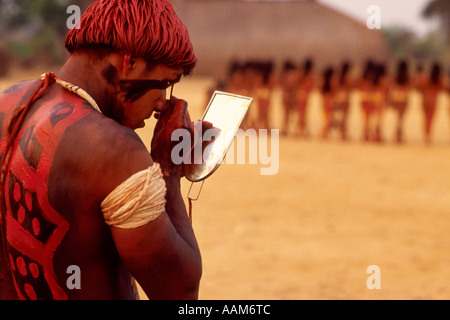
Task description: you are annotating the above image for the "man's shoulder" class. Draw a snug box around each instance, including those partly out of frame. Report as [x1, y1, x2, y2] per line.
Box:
[63, 111, 150, 162]
[53, 112, 153, 199]
[0, 80, 40, 111]
[0, 79, 37, 96]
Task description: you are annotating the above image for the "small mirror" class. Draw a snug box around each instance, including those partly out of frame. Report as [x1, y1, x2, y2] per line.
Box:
[184, 91, 253, 182]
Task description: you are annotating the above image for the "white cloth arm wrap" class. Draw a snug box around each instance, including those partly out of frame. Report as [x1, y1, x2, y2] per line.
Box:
[101, 163, 167, 229]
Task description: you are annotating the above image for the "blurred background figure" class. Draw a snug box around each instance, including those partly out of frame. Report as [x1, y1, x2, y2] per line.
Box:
[359, 60, 389, 143]
[225, 59, 248, 96]
[223, 60, 251, 129]
[295, 58, 315, 138]
[388, 60, 411, 144]
[413, 62, 429, 134]
[448, 68, 450, 142]
[320, 66, 336, 139]
[422, 61, 444, 144]
[204, 59, 243, 114]
[253, 60, 275, 130]
[359, 60, 378, 142]
[414, 62, 428, 94]
[279, 60, 299, 136]
[332, 61, 354, 141]
[239, 61, 259, 129]
[447, 68, 450, 94]
[372, 63, 388, 143]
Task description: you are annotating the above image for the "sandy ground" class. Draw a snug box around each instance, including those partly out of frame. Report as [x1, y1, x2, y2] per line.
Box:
[2, 71, 450, 300]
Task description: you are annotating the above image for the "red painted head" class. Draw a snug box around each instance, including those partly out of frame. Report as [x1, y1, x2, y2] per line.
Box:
[65, 0, 196, 75]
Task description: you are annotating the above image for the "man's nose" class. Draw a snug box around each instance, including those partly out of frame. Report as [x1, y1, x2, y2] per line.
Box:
[150, 90, 164, 111]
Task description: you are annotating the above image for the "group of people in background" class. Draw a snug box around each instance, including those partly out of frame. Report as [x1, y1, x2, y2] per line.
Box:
[356, 59, 447, 144]
[211, 57, 450, 145]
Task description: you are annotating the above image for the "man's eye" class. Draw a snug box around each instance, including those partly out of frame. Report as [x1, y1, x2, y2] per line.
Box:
[162, 81, 171, 89]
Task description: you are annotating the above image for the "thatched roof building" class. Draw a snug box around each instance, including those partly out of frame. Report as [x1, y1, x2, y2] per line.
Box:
[171, 0, 391, 77]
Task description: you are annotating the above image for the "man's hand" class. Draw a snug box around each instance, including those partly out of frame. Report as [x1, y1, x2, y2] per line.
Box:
[151, 96, 216, 179]
[151, 96, 193, 178]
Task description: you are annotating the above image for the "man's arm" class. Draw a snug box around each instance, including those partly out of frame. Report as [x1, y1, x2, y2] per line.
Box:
[109, 97, 201, 299]
[110, 176, 201, 299]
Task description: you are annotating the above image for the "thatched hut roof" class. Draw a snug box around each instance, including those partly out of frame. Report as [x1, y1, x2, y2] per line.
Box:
[171, 0, 391, 77]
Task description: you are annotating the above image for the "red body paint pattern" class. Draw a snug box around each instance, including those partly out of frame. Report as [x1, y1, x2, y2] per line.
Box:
[0, 82, 91, 299]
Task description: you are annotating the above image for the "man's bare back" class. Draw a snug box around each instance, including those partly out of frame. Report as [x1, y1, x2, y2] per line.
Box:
[0, 80, 151, 299]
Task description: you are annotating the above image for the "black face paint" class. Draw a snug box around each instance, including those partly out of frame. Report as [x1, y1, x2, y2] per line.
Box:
[118, 75, 181, 102]
[101, 64, 119, 85]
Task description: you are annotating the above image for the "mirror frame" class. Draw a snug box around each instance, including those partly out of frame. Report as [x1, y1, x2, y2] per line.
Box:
[184, 91, 253, 182]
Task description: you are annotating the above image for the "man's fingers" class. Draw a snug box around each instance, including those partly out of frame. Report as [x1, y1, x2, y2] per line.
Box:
[167, 98, 189, 129]
[201, 121, 214, 132]
[160, 100, 173, 123]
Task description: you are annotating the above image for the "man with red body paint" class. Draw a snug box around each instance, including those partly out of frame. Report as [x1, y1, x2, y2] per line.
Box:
[0, 0, 202, 299]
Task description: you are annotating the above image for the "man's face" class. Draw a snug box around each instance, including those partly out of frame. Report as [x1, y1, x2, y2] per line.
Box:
[114, 61, 183, 130]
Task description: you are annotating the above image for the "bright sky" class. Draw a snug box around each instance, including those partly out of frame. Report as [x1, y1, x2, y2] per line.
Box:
[318, 0, 439, 37]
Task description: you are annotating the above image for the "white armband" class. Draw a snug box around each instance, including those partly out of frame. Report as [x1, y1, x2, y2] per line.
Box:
[101, 163, 167, 229]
